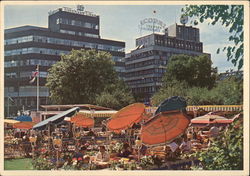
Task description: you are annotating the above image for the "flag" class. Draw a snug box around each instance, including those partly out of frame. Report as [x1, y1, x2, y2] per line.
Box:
[29, 66, 39, 83]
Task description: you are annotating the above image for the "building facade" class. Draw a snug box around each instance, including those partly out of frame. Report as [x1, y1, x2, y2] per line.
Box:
[124, 23, 208, 103]
[4, 7, 125, 116]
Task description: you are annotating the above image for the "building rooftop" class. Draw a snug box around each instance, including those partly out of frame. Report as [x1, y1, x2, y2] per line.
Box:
[5, 25, 48, 34]
[48, 7, 98, 17]
[40, 104, 113, 111]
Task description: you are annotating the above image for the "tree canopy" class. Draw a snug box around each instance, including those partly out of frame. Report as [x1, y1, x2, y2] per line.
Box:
[163, 54, 217, 89]
[46, 49, 134, 109]
[152, 54, 243, 106]
[182, 5, 244, 70]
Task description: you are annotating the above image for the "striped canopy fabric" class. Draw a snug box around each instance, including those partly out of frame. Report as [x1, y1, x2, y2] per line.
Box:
[141, 110, 190, 146]
[4, 119, 19, 124]
[191, 114, 233, 124]
[107, 103, 145, 133]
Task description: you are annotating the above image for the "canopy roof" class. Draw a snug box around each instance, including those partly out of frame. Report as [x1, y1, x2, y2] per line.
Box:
[79, 110, 117, 118]
[4, 119, 19, 124]
[33, 107, 80, 130]
[41, 104, 112, 111]
[191, 114, 233, 124]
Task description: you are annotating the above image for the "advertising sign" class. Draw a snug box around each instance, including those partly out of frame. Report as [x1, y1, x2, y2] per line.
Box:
[139, 18, 166, 33]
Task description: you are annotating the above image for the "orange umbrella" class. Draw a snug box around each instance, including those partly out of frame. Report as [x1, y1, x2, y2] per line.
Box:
[74, 118, 94, 128]
[13, 121, 36, 130]
[107, 103, 145, 133]
[141, 110, 190, 146]
[70, 113, 94, 128]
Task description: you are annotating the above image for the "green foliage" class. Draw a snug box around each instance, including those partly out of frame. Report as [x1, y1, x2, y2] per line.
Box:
[182, 5, 244, 70]
[152, 54, 242, 106]
[46, 49, 134, 108]
[191, 117, 243, 170]
[163, 54, 217, 89]
[32, 156, 55, 170]
[152, 80, 189, 106]
[95, 80, 135, 110]
[152, 77, 243, 106]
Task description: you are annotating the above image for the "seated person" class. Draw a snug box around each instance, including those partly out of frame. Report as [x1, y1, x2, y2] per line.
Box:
[73, 146, 87, 161]
[117, 143, 132, 158]
[87, 129, 96, 136]
[95, 145, 110, 162]
[179, 137, 192, 152]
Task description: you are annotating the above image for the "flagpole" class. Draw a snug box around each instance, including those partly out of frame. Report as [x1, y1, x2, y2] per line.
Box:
[37, 65, 39, 111]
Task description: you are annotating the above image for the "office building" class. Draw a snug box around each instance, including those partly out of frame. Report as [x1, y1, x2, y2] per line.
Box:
[124, 23, 209, 103]
[4, 6, 125, 116]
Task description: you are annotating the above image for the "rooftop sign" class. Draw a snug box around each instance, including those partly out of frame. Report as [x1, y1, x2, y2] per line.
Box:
[139, 18, 166, 33]
[49, 7, 98, 17]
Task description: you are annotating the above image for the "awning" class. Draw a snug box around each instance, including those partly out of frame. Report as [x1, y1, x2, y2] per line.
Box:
[4, 119, 19, 124]
[79, 110, 117, 118]
[33, 107, 80, 130]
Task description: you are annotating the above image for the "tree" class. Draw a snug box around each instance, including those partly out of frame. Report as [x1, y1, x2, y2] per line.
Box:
[152, 80, 189, 106]
[46, 49, 134, 108]
[211, 76, 243, 105]
[152, 54, 242, 106]
[95, 80, 135, 110]
[163, 54, 217, 89]
[191, 117, 243, 170]
[182, 5, 244, 70]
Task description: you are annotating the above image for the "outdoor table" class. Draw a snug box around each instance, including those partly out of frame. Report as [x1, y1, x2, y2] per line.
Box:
[93, 161, 110, 169]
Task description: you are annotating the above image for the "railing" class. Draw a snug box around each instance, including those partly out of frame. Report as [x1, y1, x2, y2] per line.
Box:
[145, 105, 243, 114]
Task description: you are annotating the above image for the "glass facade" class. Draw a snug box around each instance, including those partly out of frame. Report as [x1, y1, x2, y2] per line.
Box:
[57, 17, 99, 30]
[5, 35, 125, 52]
[5, 59, 57, 67]
[5, 47, 69, 56]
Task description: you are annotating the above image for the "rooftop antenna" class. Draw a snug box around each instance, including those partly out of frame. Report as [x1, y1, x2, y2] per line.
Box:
[77, 5, 84, 11]
[153, 10, 156, 34]
[175, 9, 177, 24]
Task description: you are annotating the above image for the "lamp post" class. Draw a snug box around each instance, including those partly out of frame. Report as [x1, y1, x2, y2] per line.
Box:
[11, 59, 20, 113]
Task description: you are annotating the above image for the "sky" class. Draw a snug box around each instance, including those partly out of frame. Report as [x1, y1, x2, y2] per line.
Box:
[4, 4, 237, 73]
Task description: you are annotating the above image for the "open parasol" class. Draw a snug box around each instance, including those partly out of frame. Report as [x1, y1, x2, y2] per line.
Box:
[191, 114, 234, 124]
[141, 110, 190, 146]
[70, 113, 94, 128]
[107, 103, 145, 133]
[13, 121, 36, 129]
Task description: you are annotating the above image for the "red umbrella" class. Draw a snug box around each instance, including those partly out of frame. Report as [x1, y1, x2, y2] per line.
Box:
[191, 114, 233, 124]
[70, 113, 94, 128]
[141, 110, 190, 146]
[13, 121, 36, 130]
[107, 103, 145, 133]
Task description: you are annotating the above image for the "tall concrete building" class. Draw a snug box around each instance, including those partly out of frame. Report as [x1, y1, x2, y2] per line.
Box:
[124, 23, 209, 103]
[4, 6, 125, 116]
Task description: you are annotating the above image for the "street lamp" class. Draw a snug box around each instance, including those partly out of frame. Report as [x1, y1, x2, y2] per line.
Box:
[11, 59, 20, 113]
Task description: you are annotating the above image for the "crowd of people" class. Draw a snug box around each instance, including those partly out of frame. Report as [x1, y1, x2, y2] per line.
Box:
[4, 113, 230, 170]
